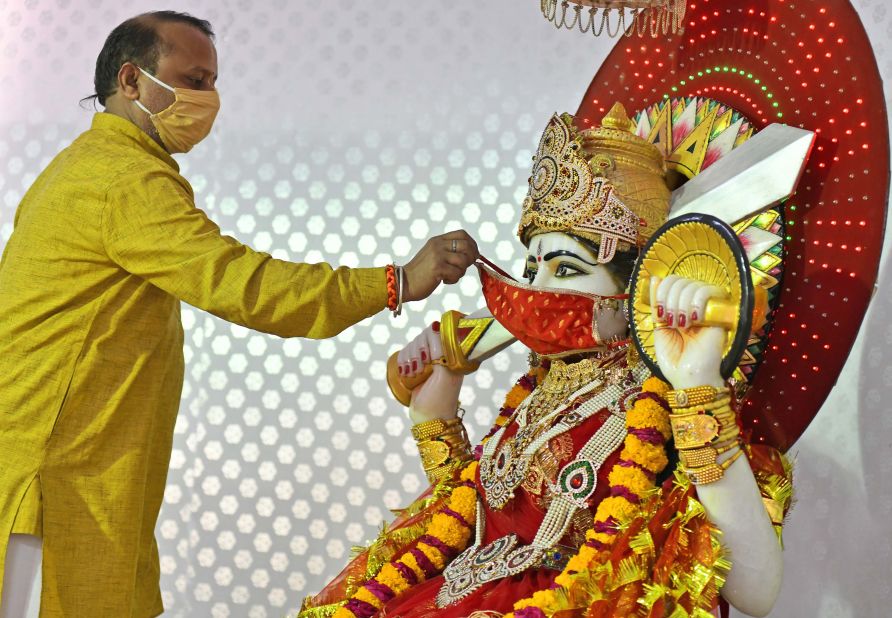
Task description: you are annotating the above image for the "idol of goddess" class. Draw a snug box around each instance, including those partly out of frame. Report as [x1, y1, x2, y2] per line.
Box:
[300, 104, 793, 618]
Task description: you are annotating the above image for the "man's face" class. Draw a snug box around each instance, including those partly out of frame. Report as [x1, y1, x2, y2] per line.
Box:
[128, 21, 218, 144]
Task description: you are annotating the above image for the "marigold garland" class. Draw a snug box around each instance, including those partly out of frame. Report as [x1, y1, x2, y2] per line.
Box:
[505, 373, 673, 617]
[333, 461, 479, 618]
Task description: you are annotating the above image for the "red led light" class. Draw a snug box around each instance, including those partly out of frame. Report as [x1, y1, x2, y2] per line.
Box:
[576, 0, 889, 451]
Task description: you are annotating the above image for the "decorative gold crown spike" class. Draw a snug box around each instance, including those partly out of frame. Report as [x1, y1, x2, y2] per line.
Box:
[600, 102, 636, 132]
[540, 0, 687, 38]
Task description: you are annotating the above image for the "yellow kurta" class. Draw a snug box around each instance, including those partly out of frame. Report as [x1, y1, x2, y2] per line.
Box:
[0, 112, 387, 617]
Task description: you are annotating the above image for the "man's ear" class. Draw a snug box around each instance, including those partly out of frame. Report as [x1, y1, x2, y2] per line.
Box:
[117, 62, 141, 101]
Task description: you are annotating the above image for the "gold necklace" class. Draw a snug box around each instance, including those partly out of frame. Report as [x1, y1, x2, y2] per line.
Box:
[480, 352, 623, 510]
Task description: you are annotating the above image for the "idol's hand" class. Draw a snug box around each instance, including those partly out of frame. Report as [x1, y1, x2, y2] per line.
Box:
[403, 230, 479, 302]
[398, 322, 464, 423]
[650, 276, 727, 390]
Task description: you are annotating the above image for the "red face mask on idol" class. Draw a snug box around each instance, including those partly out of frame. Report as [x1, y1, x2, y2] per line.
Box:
[477, 258, 629, 358]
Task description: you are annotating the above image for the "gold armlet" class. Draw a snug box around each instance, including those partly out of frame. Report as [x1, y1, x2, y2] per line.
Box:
[412, 417, 473, 485]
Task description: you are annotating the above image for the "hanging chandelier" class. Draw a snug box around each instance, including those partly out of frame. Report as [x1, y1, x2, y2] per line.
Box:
[540, 0, 687, 37]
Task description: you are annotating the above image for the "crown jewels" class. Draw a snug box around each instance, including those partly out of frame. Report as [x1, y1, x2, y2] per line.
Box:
[540, 0, 686, 38]
[519, 104, 670, 260]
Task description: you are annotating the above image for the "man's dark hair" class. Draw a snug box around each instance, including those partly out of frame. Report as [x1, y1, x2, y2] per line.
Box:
[82, 11, 214, 108]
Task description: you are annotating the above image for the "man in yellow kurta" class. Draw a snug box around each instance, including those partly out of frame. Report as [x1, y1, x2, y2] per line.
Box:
[0, 11, 478, 617]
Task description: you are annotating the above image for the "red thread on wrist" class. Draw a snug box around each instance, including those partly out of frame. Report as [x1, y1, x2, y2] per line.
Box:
[385, 265, 398, 311]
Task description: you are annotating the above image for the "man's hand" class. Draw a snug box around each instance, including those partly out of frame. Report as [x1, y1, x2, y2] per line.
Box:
[403, 230, 479, 302]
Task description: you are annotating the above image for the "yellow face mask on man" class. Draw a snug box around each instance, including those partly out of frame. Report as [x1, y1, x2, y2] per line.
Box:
[133, 67, 220, 154]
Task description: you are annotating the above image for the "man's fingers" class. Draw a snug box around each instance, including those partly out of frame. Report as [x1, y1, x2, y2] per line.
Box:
[441, 251, 475, 271]
[440, 230, 480, 259]
[439, 263, 464, 285]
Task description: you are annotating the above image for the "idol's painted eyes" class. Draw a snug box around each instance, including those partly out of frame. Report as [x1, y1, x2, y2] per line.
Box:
[554, 262, 586, 278]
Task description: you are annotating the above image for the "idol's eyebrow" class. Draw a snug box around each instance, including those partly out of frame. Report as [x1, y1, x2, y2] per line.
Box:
[543, 250, 597, 266]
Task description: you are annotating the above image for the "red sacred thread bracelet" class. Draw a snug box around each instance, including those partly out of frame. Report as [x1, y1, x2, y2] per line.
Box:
[385, 264, 399, 311]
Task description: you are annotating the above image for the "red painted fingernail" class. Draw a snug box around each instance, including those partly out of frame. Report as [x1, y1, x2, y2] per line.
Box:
[678, 313, 686, 328]
[398, 365, 403, 375]
[412, 360, 418, 371]
[421, 351, 427, 361]
[657, 305, 664, 319]
[432, 321, 440, 332]
[666, 312, 673, 326]
[691, 310, 699, 322]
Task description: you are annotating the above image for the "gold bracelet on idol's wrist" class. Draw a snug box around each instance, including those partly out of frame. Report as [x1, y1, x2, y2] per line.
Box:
[666, 384, 730, 409]
[411, 414, 473, 485]
[669, 406, 738, 451]
[670, 395, 733, 415]
[668, 387, 743, 485]
[683, 446, 745, 485]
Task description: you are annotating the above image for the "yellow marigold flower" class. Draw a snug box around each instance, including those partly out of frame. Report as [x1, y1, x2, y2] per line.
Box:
[400, 553, 426, 581]
[643, 376, 670, 397]
[354, 587, 384, 608]
[428, 513, 468, 548]
[607, 465, 653, 495]
[596, 496, 639, 523]
[627, 402, 671, 439]
[505, 383, 531, 409]
[621, 435, 669, 473]
[333, 608, 353, 618]
[450, 486, 478, 520]
[418, 541, 447, 570]
[459, 461, 479, 482]
[377, 563, 411, 594]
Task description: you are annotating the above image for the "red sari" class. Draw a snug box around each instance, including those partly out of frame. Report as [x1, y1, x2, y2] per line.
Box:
[381, 406, 624, 617]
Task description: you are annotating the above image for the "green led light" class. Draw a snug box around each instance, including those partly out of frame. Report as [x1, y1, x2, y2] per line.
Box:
[789, 205, 797, 211]
[785, 236, 792, 242]
[660, 65, 781, 118]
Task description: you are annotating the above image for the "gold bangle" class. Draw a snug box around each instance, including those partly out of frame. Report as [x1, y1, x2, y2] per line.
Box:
[411, 417, 465, 441]
[667, 385, 730, 409]
[670, 409, 738, 450]
[412, 417, 472, 483]
[684, 447, 745, 485]
[671, 395, 733, 415]
[678, 439, 739, 468]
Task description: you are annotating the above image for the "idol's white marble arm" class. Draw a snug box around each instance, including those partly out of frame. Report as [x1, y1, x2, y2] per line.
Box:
[654, 277, 783, 617]
[674, 372, 782, 617]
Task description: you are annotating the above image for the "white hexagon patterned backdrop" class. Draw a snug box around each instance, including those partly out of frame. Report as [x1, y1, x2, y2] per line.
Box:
[1, 1, 891, 617]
